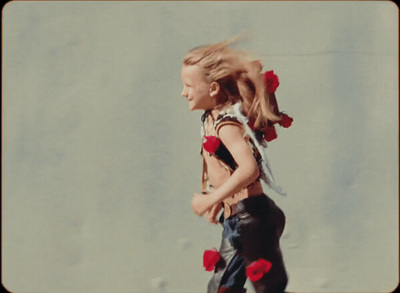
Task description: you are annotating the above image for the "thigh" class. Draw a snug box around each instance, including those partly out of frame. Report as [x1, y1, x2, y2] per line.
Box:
[208, 220, 247, 293]
[237, 197, 288, 293]
[237, 197, 283, 260]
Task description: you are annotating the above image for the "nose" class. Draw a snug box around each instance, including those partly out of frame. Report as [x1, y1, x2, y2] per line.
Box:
[181, 87, 188, 98]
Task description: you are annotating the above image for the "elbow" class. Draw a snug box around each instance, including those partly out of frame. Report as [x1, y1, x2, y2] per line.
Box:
[236, 162, 260, 185]
[247, 164, 260, 183]
[251, 167, 260, 182]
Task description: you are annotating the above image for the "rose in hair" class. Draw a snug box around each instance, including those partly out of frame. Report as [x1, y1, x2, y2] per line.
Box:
[279, 114, 293, 128]
[263, 126, 278, 142]
[263, 70, 280, 93]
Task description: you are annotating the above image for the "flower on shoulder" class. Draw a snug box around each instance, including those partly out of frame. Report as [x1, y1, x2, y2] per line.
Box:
[263, 70, 280, 93]
[203, 248, 220, 271]
[263, 126, 277, 142]
[203, 136, 221, 154]
[246, 259, 272, 282]
[279, 114, 293, 128]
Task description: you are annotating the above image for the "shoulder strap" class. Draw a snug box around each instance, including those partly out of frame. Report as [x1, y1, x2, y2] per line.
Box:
[214, 108, 245, 136]
[229, 103, 287, 196]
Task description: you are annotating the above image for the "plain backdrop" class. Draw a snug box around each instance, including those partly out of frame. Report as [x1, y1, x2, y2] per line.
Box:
[2, 1, 398, 293]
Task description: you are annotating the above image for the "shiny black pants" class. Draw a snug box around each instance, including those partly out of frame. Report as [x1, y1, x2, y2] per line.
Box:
[207, 195, 288, 293]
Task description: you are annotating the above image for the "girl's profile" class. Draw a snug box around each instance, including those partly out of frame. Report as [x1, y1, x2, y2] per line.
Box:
[181, 37, 293, 293]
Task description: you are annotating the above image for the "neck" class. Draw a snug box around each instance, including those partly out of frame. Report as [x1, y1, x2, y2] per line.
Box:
[209, 103, 233, 119]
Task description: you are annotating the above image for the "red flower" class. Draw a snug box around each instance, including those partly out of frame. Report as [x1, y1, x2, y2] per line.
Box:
[263, 70, 280, 93]
[263, 126, 277, 142]
[203, 136, 221, 154]
[279, 114, 293, 128]
[248, 121, 255, 130]
[203, 248, 220, 271]
[246, 259, 272, 282]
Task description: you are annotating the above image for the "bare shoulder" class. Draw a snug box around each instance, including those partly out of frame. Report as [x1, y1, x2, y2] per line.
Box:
[217, 120, 257, 167]
[217, 123, 247, 148]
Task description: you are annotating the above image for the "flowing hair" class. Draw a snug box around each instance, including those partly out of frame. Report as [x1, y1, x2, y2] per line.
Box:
[183, 37, 283, 131]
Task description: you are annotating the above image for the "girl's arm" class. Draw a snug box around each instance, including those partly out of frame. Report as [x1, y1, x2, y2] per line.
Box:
[192, 124, 260, 216]
[205, 203, 222, 224]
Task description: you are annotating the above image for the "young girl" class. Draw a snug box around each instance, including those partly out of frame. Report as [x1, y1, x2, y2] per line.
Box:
[181, 38, 291, 293]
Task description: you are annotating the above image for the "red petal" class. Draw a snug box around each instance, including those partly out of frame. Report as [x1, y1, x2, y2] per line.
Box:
[248, 121, 255, 130]
[248, 271, 264, 282]
[203, 136, 221, 154]
[246, 259, 272, 282]
[258, 259, 272, 273]
[263, 70, 280, 93]
[263, 126, 277, 142]
[279, 114, 293, 128]
[203, 248, 220, 271]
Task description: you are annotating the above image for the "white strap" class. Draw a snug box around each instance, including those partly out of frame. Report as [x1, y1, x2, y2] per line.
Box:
[231, 103, 286, 196]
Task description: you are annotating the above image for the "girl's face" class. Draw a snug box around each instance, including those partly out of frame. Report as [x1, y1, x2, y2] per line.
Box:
[181, 65, 217, 111]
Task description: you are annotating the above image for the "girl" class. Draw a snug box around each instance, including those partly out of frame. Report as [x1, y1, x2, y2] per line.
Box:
[181, 38, 291, 293]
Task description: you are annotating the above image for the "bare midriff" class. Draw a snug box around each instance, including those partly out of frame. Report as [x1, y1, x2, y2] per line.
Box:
[203, 151, 264, 206]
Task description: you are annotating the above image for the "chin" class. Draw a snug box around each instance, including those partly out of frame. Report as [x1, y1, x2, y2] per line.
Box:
[188, 103, 199, 111]
[188, 102, 207, 111]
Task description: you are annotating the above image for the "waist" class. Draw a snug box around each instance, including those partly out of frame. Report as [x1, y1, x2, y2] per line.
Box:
[222, 181, 263, 218]
[223, 181, 263, 205]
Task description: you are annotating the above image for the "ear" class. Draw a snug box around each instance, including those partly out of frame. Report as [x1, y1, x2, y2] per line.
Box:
[209, 81, 220, 98]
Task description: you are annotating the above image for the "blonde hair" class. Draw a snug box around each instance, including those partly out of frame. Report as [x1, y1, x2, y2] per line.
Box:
[183, 37, 282, 131]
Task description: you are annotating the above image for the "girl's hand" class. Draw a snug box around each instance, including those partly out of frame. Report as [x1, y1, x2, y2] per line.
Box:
[192, 193, 214, 216]
[205, 204, 222, 224]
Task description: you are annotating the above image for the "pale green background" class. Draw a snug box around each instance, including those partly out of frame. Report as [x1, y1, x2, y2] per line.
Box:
[2, 1, 398, 293]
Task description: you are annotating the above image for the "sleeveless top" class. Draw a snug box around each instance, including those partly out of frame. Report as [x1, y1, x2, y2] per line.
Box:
[201, 103, 286, 196]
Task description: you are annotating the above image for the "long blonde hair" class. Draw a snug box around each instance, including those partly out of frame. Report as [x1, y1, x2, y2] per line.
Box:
[183, 37, 282, 131]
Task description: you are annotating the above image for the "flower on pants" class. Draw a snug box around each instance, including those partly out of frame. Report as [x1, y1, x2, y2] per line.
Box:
[246, 259, 272, 282]
[203, 248, 220, 271]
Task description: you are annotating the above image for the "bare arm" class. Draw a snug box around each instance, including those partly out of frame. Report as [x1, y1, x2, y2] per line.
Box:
[204, 203, 222, 224]
[192, 124, 260, 216]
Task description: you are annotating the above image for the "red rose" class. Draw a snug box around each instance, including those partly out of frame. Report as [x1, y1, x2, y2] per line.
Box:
[263, 70, 280, 93]
[246, 259, 272, 282]
[248, 121, 255, 130]
[203, 136, 221, 154]
[263, 126, 277, 142]
[279, 114, 293, 128]
[203, 248, 220, 271]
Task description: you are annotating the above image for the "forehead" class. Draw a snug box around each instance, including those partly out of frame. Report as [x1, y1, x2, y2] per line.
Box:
[181, 64, 207, 83]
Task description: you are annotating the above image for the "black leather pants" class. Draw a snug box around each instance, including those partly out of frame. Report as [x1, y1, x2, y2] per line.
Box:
[207, 195, 288, 293]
